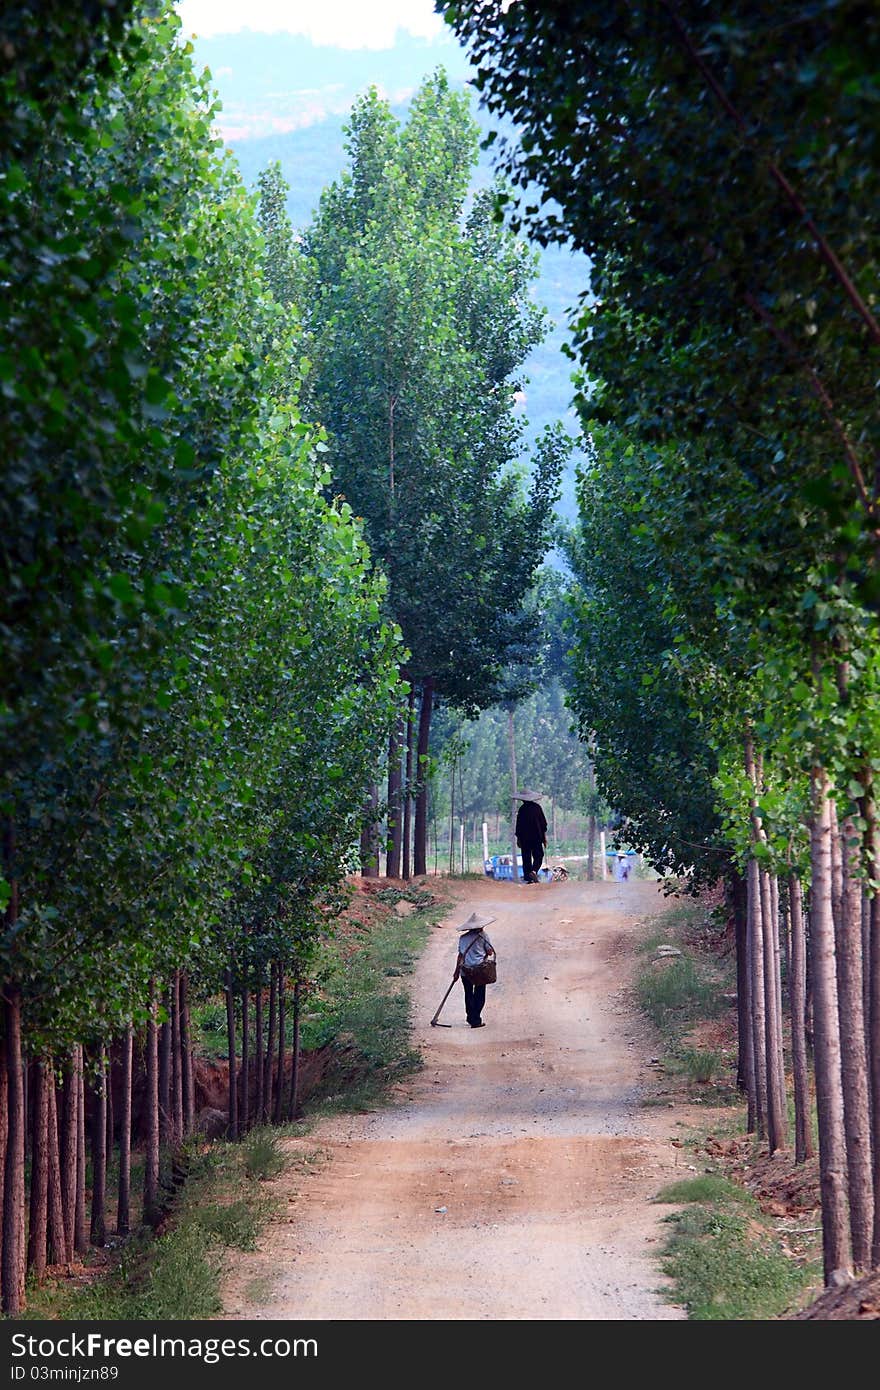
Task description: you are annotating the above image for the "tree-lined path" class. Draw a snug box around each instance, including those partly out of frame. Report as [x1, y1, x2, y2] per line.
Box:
[221, 879, 685, 1321]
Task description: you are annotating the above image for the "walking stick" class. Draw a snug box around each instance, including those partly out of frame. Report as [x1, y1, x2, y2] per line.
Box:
[430, 976, 457, 1027]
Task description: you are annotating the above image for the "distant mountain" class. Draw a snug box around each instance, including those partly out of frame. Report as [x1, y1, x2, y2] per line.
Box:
[190, 30, 590, 520]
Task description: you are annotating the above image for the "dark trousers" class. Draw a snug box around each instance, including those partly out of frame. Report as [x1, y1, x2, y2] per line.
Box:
[462, 978, 486, 1025]
[521, 840, 544, 881]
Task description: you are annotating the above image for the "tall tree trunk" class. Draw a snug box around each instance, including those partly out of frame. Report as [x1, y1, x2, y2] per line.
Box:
[60, 1052, 77, 1256]
[117, 1026, 133, 1238]
[2, 988, 26, 1315]
[74, 1048, 87, 1253]
[747, 857, 768, 1140]
[865, 778, 880, 1267]
[414, 677, 435, 876]
[360, 783, 380, 877]
[760, 869, 788, 1154]
[810, 768, 852, 1283]
[26, 1059, 48, 1280]
[0, 1034, 6, 1264]
[789, 875, 813, 1163]
[402, 685, 416, 881]
[263, 966, 277, 1124]
[180, 974, 194, 1136]
[89, 1047, 107, 1246]
[46, 1065, 67, 1266]
[254, 984, 264, 1126]
[171, 971, 183, 1147]
[448, 757, 456, 875]
[225, 965, 238, 1141]
[240, 984, 250, 1134]
[287, 979, 302, 1121]
[274, 972, 286, 1125]
[385, 716, 403, 878]
[143, 982, 161, 1227]
[507, 707, 519, 882]
[837, 811, 873, 1268]
[158, 988, 171, 1147]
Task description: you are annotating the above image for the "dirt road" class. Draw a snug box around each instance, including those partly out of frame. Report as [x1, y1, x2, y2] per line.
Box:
[222, 877, 687, 1320]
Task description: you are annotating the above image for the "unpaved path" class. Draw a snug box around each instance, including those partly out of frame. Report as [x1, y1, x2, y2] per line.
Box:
[222, 877, 688, 1320]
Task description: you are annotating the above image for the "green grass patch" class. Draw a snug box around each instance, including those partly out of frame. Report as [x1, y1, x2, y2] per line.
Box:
[655, 1174, 754, 1206]
[656, 1195, 814, 1320]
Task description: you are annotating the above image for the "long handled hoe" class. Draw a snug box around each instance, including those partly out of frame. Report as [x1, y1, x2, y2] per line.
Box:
[430, 976, 457, 1027]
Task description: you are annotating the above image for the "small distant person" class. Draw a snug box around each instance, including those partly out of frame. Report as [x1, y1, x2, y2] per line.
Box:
[453, 911, 497, 1028]
[515, 791, 547, 884]
[615, 851, 632, 882]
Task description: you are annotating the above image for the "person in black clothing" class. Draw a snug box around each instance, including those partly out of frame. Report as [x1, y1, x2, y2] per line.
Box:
[515, 791, 547, 884]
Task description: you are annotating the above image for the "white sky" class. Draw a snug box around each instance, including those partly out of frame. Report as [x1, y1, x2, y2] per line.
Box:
[176, 0, 447, 48]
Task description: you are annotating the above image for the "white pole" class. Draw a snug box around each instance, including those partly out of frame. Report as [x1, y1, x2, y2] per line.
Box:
[482, 821, 489, 866]
[599, 829, 607, 879]
[459, 821, 465, 872]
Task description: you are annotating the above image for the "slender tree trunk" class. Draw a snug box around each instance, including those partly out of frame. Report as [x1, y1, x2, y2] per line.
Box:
[789, 875, 813, 1163]
[74, 1049, 87, 1253]
[274, 972, 286, 1125]
[117, 1026, 133, 1238]
[508, 707, 519, 882]
[158, 988, 171, 1147]
[254, 984, 264, 1126]
[263, 966, 277, 1124]
[89, 1048, 107, 1246]
[60, 1051, 77, 1256]
[0, 1034, 6, 1265]
[760, 869, 788, 1154]
[837, 812, 873, 1268]
[414, 677, 435, 876]
[171, 971, 183, 1147]
[240, 984, 250, 1134]
[402, 685, 416, 881]
[386, 715, 403, 878]
[449, 758, 456, 875]
[810, 768, 852, 1283]
[225, 965, 238, 1141]
[865, 778, 880, 1267]
[2, 988, 26, 1314]
[46, 1065, 67, 1266]
[287, 979, 302, 1121]
[143, 982, 161, 1227]
[361, 783, 380, 877]
[105, 1045, 114, 1178]
[26, 1059, 48, 1280]
[747, 857, 768, 1140]
[180, 974, 194, 1136]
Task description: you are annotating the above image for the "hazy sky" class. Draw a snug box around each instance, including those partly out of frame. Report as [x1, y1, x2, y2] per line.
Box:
[176, 0, 448, 48]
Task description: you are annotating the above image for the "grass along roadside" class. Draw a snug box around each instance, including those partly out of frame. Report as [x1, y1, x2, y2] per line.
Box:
[636, 895, 821, 1319]
[20, 882, 449, 1320]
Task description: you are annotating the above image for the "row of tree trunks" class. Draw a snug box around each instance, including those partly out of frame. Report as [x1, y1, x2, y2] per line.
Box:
[2, 973, 202, 1309]
[223, 965, 305, 1133]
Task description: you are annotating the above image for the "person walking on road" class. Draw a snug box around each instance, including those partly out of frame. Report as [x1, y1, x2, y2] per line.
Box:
[453, 911, 497, 1028]
[515, 791, 547, 884]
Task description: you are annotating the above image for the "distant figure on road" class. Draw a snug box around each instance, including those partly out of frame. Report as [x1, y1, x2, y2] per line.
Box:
[515, 791, 547, 884]
[453, 911, 497, 1028]
[614, 851, 632, 882]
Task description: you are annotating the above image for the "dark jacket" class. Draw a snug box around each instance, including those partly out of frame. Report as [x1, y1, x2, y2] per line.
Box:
[515, 800, 547, 845]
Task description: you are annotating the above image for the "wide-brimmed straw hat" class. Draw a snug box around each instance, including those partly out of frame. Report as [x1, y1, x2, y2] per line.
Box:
[514, 789, 543, 801]
[457, 911, 496, 933]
